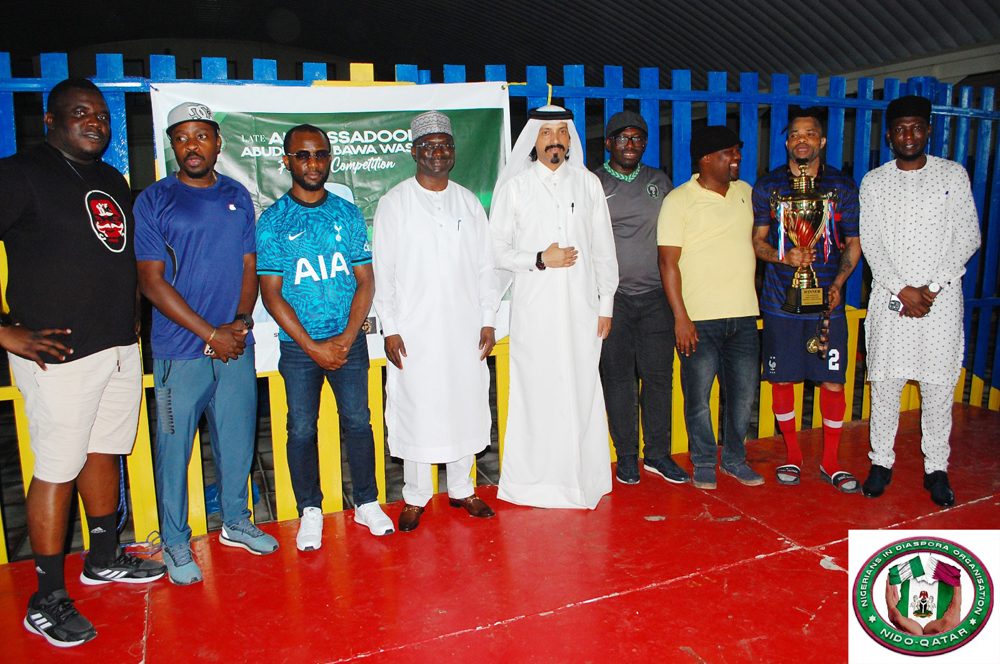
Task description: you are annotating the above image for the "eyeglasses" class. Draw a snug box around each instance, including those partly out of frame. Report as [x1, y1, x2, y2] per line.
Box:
[286, 150, 332, 162]
[414, 142, 455, 152]
[612, 135, 648, 147]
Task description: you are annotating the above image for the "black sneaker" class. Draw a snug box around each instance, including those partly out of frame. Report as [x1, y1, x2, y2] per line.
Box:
[615, 454, 640, 484]
[24, 589, 96, 648]
[80, 549, 167, 585]
[644, 456, 692, 484]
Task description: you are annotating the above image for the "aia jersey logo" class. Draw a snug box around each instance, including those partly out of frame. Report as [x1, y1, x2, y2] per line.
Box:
[85, 190, 127, 253]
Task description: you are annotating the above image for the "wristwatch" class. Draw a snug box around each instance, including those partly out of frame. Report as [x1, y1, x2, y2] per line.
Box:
[928, 282, 942, 294]
[235, 313, 254, 330]
[535, 251, 547, 271]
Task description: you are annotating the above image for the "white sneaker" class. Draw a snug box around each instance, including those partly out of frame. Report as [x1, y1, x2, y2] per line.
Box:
[296, 507, 324, 551]
[354, 501, 394, 536]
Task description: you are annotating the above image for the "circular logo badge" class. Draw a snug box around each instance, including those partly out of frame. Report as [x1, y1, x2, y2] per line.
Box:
[646, 183, 660, 199]
[852, 536, 993, 656]
[85, 190, 128, 253]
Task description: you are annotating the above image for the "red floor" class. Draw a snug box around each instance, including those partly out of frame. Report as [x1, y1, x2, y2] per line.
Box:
[3, 405, 999, 663]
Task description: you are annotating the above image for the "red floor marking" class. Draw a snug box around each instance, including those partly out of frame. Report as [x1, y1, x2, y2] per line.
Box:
[2, 406, 997, 663]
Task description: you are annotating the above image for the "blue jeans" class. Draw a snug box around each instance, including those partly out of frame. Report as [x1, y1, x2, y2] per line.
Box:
[678, 317, 759, 469]
[600, 288, 675, 459]
[278, 334, 377, 514]
[153, 345, 257, 548]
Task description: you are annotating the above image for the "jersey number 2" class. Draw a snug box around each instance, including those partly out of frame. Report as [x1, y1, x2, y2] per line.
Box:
[828, 348, 840, 371]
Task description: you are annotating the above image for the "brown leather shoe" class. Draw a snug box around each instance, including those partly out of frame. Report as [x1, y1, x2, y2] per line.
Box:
[398, 504, 424, 532]
[448, 495, 496, 519]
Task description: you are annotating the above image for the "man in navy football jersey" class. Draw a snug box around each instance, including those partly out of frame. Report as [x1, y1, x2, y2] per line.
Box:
[751, 106, 862, 494]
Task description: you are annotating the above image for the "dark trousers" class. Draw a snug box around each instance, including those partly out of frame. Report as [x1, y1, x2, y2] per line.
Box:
[600, 288, 675, 460]
[278, 334, 378, 513]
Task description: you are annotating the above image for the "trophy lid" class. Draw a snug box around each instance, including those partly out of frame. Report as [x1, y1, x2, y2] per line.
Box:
[791, 158, 816, 195]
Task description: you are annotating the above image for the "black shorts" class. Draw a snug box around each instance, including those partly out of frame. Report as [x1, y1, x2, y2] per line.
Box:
[761, 312, 848, 384]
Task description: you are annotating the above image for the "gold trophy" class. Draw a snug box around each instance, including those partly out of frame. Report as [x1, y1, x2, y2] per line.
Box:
[769, 159, 836, 314]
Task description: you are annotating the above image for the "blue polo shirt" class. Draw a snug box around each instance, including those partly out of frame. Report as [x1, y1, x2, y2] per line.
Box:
[751, 164, 859, 318]
[134, 173, 256, 360]
[256, 191, 371, 342]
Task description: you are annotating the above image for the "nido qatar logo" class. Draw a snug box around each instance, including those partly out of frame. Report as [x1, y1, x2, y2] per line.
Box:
[852, 536, 993, 656]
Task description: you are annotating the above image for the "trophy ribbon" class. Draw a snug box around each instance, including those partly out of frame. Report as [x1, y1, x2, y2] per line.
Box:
[806, 309, 831, 360]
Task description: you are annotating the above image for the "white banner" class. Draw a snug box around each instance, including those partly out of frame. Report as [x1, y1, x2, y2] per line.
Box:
[148, 81, 511, 372]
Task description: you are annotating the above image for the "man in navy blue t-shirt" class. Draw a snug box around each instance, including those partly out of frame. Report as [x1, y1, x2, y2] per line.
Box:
[258, 124, 393, 550]
[751, 106, 862, 495]
[135, 102, 278, 585]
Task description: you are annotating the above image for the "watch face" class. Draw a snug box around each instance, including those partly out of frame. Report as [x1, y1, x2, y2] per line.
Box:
[237, 314, 254, 329]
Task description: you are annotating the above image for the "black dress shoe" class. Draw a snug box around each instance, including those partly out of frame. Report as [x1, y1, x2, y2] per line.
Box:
[924, 471, 956, 508]
[398, 504, 424, 532]
[862, 464, 893, 498]
[448, 495, 496, 518]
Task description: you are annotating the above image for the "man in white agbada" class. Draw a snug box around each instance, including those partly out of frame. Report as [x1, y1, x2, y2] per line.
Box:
[859, 95, 980, 508]
[373, 111, 500, 532]
[490, 105, 619, 509]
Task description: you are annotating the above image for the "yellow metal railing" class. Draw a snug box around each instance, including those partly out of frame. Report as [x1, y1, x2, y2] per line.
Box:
[2, 305, 934, 566]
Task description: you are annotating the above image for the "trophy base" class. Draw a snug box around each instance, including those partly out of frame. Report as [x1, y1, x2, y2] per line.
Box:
[782, 286, 826, 314]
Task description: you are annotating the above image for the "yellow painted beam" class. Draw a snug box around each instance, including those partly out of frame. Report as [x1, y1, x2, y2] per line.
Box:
[368, 361, 387, 503]
[266, 373, 297, 523]
[793, 382, 805, 430]
[0, 489, 6, 564]
[318, 384, 343, 513]
[862, 381, 871, 420]
[970, 375, 985, 409]
[989, 386, 1000, 410]
[186, 431, 207, 538]
[758, 380, 775, 438]
[127, 388, 160, 543]
[349, 63, 375, 82]
[671, 350, 687, 453]
[494, 340, 510, 471]
[78, 497, 90, 551]
[844, 309, 864, 421]
[637, 395, 646, 458]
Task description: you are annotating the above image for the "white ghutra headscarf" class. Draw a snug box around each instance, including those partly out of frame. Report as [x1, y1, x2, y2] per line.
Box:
[491, 104, 586, 202]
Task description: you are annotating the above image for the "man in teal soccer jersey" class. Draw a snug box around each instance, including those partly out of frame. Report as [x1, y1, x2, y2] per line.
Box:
[257, 124, 393, 550]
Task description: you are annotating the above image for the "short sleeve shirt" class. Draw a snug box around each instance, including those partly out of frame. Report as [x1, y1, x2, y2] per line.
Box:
[257, 191, 371, 341]
[593, 163, 673, 295]
[134, 173, 257, 359]
[657, 175, 759, 321]
[751, 164, 859, 318]
[0, 142, 137, 363]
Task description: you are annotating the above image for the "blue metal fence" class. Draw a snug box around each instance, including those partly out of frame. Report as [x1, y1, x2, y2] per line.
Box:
[1, 52, 999, 403]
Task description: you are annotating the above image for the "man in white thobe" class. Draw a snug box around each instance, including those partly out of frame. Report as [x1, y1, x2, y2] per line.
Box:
[373, 111, 500, 531]
[860, 95, 980, 508]
[490, 105, 619, 509]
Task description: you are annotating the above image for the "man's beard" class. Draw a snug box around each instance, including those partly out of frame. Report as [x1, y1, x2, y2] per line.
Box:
[895, 150, 925, 162]
[293, 170, 329, 191]
[546, 144, 567, 164]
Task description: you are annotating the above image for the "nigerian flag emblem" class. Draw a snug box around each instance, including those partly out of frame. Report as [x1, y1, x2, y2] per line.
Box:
[892, 553, 956, 621]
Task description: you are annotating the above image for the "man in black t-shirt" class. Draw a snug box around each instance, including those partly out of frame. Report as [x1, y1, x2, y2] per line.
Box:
[0, 78, 165, 649]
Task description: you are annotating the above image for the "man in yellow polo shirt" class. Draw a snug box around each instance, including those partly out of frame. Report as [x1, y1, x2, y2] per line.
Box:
[657, 126, 763, 490]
